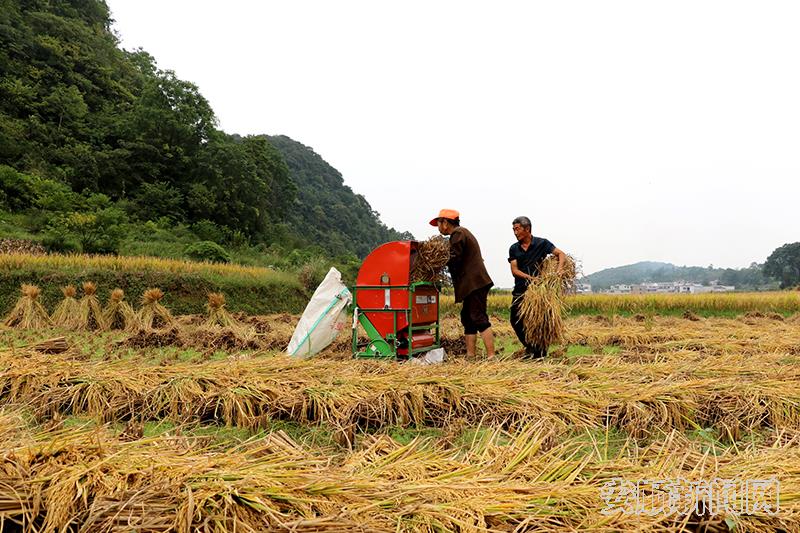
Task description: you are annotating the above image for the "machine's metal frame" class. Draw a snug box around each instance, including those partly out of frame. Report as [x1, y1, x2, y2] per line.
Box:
[351, 281, 441, 358]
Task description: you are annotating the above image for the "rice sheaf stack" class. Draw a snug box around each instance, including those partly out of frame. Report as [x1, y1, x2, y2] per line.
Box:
[138, 288, 174, 330]
[204, 292, 238, 329]
[103, 288, 139, 331]
[51, 285, 81, 329]
[3, 284, 51, 329]
[77, 281, 107, 330]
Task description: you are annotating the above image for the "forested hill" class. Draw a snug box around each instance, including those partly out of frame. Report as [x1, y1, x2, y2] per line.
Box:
[0, 0, 409, 264]
[267, 136, 412, 258]
[584, 261, 774, 290]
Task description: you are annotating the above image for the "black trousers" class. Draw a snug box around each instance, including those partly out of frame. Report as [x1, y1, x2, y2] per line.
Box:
[460, 284, 492, 335]
[510, 294, 547, 359]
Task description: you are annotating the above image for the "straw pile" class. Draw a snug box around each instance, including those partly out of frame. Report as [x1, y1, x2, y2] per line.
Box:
[125, 326, 182, 349]
[137, 288, 173, 330]
[3, 284, 51, 329]
[77, 281, 106, 330]
[682, 309, 701, 321]
[9, 345, 800, 442]
[50, 285, 81, 329]
[518, 255, 577, 349]
[102, 288, 138, 331]
[0, 423, 800, 533]
[410, 235, 450, 283]
[0, 410, 797, 532]
[190, 326, 261, 351]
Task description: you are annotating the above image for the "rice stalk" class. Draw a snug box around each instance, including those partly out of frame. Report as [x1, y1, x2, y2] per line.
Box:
[29, 337, 70, 354]
[194, 292, 259, 350]
[190, 325, 261, 351]
[3, 284, 51, 329]
[411, 236, 450, 283]
[519, 255, 577, 349]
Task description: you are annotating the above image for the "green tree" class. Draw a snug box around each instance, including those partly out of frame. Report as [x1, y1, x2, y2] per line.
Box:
[0, 0, 413, 264]
[131, 181, 185, 222]
[764, 243, 800, 289]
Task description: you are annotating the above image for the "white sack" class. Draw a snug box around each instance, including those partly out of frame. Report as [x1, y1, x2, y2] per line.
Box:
[287, 267, 352, 358]
[409, 347, 446, 366]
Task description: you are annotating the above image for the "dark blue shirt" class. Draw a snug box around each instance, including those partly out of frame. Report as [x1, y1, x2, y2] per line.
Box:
[508, 237, 555, 295]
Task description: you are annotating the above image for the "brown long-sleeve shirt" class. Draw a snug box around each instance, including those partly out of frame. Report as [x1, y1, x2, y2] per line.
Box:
[447, 226, 493, 302]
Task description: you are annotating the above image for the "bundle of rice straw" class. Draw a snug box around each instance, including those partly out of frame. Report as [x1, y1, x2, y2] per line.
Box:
[77, 281, 107, 330]
[518, 255, 577, 349]
[51, 285, 81, 329]
[204, 292, 238, 328]
[138, 288, 174, 330]
[3, 284, 51, 329]
[30, 336, 70, 354]
[410, 236, 451, 283]
[103, 289, 139, 331]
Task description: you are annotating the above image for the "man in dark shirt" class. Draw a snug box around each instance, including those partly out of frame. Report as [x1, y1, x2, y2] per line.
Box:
[508, 215, 566, 359]
[430, 208, 495, 359]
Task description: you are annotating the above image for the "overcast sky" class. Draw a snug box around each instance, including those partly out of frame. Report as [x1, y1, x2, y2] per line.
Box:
[107, 1, 799, 287]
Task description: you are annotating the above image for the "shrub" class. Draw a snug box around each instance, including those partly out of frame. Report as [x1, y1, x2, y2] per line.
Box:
[41, 229, 82, 253]
[46, 207, 128, 254]
[184, 241, 231, 263]
[191, 219, 225, 243]
[297, 258, 330, 292]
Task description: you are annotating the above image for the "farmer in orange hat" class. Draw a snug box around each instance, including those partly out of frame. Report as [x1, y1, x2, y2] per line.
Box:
[430, 209, 495, 359]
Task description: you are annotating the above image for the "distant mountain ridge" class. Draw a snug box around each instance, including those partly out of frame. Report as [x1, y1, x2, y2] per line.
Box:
[583, 261, 775, 291]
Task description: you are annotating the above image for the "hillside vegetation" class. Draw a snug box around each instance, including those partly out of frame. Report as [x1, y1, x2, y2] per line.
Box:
[0, 0, 409, 281]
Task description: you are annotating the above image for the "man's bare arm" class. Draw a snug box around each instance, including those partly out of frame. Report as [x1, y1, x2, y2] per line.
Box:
[552, 247, 567, 273]
[510, 259, 534, 281]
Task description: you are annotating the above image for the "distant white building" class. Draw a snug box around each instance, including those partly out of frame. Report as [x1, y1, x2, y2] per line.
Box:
[627, 281, 736, 294]
[575, 283, 592, 294]
[711, 284, 736, 293]
[608, 284, 632, 294]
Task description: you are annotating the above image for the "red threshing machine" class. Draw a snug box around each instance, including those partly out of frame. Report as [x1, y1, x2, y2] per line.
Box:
[351, 241, 441, 358]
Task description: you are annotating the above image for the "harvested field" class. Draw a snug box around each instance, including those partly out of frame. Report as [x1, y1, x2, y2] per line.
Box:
[1, 307, 799, 531]
[0, 411, 794, 532]
[3, 344, 800, 442]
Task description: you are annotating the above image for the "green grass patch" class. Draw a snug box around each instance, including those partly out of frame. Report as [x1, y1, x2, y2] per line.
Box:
[455, 427, 512, 450]
[564, 426, 630, 461]
[565, 345, 594, 358]
[387, 426, 444, 445]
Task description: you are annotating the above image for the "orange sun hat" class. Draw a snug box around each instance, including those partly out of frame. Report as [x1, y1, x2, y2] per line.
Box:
[429, 208, 460, 226]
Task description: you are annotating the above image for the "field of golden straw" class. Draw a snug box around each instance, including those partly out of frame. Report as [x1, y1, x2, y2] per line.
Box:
[1, 274, 800, 532]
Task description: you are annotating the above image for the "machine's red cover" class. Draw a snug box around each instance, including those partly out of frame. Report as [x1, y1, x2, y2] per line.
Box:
[356, 241, 437, 338]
